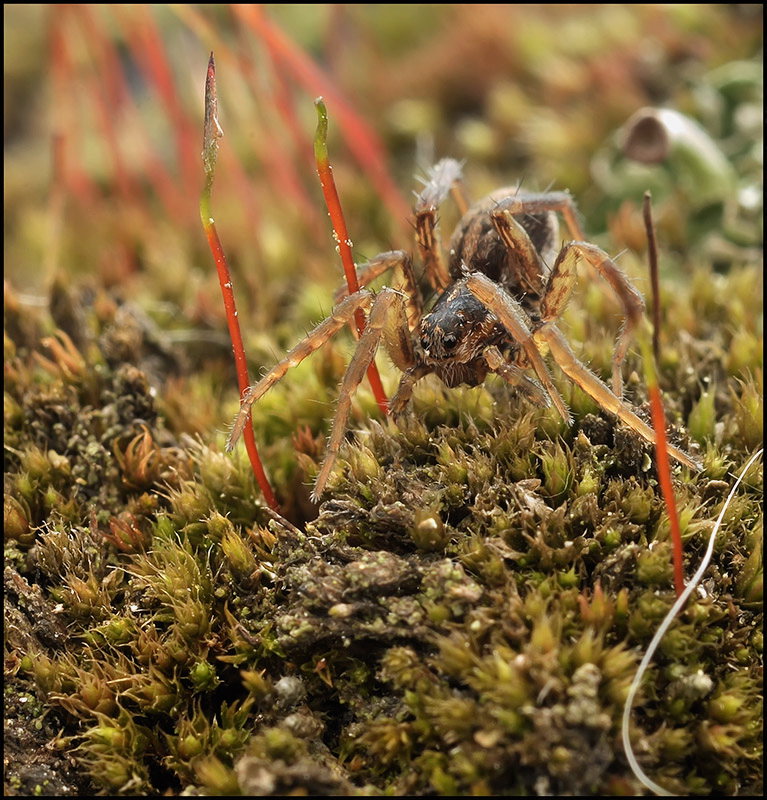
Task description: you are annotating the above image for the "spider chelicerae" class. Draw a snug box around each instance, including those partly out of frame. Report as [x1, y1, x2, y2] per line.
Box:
[228, 159, 700, 500]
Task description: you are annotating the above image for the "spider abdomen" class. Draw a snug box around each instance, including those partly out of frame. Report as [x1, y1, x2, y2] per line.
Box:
[449, 192, 557, 283]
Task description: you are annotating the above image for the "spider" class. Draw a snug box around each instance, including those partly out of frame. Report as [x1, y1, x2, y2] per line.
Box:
[228, 159, 700, 500]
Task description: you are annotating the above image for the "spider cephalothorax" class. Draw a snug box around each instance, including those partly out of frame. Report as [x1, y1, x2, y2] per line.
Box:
[419, 280, 504, 375]
[228, 158, 700, 500]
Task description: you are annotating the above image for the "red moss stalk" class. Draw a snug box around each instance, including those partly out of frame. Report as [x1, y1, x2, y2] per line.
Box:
[643, 192, 685, 597]
[200, 53, 279, 511]
[232, 4, 410, 229]
[648, 381, 685, 598]
[313, 98, 389, 416]
[47, 8, 101, 209]
[71, 5, 141, 209]
[66, 5, 185, 222]
[128, 4, 200, 196]
[44, 133, 66, 280]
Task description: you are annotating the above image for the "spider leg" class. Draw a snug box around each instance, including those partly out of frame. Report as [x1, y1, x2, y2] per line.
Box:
[490, 190, 586, 241]
[543, 242, 645, 397]
[539, 322, 701, 471]
[226, 290, 373, 452]
[493, 192, 645, 397]
[414, 158, 464, 292]
[489, 206, 550, 298]
[380, 286, 418, 373]
[333, 250, 421, 332]
[467, 272, 700, 471]
[483, 345, 549, 407]
[312, 288, 412, 500]
[389, 364, 432, 417]
[465, 273, 572, 424]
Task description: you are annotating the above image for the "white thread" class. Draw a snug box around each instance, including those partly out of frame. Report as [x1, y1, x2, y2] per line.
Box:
[622, 448, 763, 796]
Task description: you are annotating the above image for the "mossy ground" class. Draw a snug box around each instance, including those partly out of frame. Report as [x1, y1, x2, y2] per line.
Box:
[4, 5, 763, 797]
[6, 250, 762, 795]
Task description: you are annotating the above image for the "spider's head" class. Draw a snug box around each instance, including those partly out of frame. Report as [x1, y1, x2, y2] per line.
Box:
[419, 280, 496, 364]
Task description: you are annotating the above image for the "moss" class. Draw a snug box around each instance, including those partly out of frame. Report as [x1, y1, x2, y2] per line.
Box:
[5, 279, 762, 797]
[3, 6, 763, 796]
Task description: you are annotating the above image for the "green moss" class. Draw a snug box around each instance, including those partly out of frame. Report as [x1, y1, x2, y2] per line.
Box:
[3, 6, 763, 796]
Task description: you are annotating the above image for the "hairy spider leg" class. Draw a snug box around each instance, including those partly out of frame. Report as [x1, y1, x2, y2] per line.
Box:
[226, 290, 374, 452]
[388, 363, 433, 417]
[450, 176, 470, 217]
[489, 205, 551, 299]
[492, 190, 587, 242]
[461, 272, 571, 424]
[467, 272, 701, 472]
[539, 249, 696, 469]
[414, 158, 465, 292]
[312, 288, 414, 500]
[333, 250, 422, 332]
[547, 242, 645, 397]
[491, 192, 645, 397]
[483, 345, 550, 407]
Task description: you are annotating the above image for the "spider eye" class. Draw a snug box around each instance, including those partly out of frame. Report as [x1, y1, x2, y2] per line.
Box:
[443, 333, 459, 350]
[420, 335, 430, 351]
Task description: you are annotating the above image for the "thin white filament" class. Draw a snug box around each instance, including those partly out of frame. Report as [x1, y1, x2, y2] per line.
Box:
[621, 448, 763, 796]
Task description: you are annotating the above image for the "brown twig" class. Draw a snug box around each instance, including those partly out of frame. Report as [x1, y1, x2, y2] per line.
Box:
[643, 191, 662, 364]
[642, 191, 685, 598]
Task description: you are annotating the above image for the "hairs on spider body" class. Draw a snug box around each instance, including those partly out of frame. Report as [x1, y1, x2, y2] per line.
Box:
[228, 159, 701, 501]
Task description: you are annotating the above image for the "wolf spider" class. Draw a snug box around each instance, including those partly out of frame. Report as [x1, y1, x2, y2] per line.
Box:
[228, 159, 700, 500]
